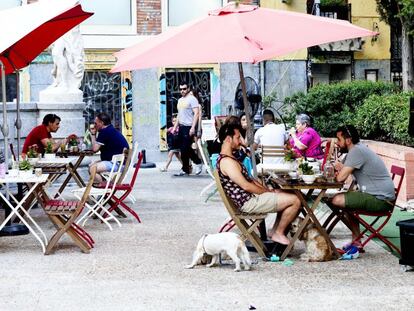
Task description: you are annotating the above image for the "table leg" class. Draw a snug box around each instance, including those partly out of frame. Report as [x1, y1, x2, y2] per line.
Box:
[296, 189, 340, 259]
[54, 155, 86, 199]
[0, 188, 47, 253]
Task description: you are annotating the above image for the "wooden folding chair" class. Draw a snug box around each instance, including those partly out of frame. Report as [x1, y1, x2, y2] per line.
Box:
[213, 171, 267, 257]
[42, 166, 97, 255]
[196, 139, 217, 201]
[323, 165, 405, 254]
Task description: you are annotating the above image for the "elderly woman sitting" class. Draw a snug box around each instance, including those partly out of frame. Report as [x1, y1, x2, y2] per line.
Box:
[289, 113, 324, 159]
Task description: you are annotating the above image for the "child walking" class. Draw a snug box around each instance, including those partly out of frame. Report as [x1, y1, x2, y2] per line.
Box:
[160, 115, 182, 172]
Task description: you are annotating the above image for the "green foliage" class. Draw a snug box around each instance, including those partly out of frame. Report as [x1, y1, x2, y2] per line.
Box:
[321, 0, 347, 7]
[19, 160, 32, 171]
[376, 0, 414, 34]
[353, 92, 414, 146]
[299, 162, 314, 175]
[45, 141, 53, 154]
[283, 81, 398, 137]
[27, 146, 38, 158]
[262, 91, 278, 109]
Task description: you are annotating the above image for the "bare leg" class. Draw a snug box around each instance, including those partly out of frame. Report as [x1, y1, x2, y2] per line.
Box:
[270, 192, 301, 245]
[174, 152, 182, 165]
[164, 151, 174, 170]
[89, 161, 108, 183]
[331, 193, 361, 242]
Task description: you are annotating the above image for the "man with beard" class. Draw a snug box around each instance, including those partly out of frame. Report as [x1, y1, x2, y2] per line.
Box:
[329, 125, 395, 248]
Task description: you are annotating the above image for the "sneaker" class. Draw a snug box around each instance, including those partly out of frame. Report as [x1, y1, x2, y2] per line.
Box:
[174, 170, 188, 177]
[194, 164, 203, 175]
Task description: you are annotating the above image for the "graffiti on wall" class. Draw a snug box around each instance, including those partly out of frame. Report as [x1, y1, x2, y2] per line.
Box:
[159, 69, 212, 151]
[121, 71, 133, 145]
[81, 70, 122, 132]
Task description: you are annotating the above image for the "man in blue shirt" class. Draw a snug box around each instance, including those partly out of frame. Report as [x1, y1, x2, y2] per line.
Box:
[90, 112, 129, 182]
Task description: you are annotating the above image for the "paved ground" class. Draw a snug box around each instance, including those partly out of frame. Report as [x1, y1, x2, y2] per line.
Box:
[1, 161, 413, 311]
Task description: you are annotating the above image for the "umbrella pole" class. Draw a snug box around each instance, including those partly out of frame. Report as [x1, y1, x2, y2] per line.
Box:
[0, 60, 9, 167]
[238, 62, 258, 178]
[15, 70, 21, 156]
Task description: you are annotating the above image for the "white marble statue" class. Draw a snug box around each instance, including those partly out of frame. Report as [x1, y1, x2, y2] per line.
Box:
[50, 26, 84, 90]
[39, 26, 85, 102]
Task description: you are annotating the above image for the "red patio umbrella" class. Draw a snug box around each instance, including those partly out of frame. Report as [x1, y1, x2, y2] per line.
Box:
[111, 2, 377, 175]
[0, 0, 93, 160]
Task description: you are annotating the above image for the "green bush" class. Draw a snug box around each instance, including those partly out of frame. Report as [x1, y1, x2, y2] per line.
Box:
[283, 80, 398, 137]
[353, 92, 414, 146]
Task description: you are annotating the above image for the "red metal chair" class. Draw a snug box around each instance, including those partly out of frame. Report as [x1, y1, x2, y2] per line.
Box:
[100, 151, 144, 223]
[349, 165, 405, 254]
[324, 165, 405, 254]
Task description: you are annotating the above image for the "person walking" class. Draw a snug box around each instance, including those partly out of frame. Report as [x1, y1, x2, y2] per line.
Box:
[173, 81, 202, 176]
[160, 115, 182, 172]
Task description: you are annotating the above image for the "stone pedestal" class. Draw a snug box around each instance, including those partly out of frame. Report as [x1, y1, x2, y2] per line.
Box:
[37, 102, 85, 139]
[39, 87, 83, 103]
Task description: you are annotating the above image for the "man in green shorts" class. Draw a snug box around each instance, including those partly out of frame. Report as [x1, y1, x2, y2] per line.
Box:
[330, 125, 395, 246]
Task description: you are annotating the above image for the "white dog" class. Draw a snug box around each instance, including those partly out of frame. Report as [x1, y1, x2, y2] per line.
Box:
[290, 216, 332, 262]
[185, 232, 251, 272]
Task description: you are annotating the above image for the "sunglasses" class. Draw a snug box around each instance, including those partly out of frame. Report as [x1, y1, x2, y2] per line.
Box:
[344, 125, 352, 138]
[179, 87, 187, 91]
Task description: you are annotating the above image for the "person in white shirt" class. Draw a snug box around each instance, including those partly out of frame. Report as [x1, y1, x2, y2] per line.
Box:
[253, 109, 286, 165]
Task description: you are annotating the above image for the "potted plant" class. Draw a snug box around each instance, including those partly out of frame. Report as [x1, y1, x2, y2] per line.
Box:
[44, 140, 55, 160]
[27, 145, 39, 165]
[19, 159, 33, 177]
[299, 162, 316, 184]
[67, 134, 80, 152]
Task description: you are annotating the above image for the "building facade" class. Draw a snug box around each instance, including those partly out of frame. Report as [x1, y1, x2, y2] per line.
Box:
[1, 0, 393, 161]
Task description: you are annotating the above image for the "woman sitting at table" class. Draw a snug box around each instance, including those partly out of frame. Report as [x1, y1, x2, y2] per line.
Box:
[289, 113, 324, 159]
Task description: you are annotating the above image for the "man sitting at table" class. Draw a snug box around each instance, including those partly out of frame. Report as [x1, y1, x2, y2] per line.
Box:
[89, 112, 129, 182]
[216, 123, 301, 255]
[329, 125, 395, 249]
[22, 113, 66, 157]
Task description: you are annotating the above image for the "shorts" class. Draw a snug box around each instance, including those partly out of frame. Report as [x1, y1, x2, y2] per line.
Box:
[344, 191, 393, 212]
[101, 160, 121, 172]
[240, 192, 280, 214]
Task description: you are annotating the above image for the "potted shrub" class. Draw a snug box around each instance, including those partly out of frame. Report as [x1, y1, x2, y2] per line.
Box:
[67, 134, 80, 152]
[19, 159, 33, 177]
[299, 162, 316, 184]
[27, 145, 39, 165]
[44, 140, 55, 160]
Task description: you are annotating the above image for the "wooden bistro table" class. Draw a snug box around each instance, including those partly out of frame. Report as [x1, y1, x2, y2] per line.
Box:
[0, 173, 49, 253]
[39, 150, 94, 199]
[270, 174, 343, 260]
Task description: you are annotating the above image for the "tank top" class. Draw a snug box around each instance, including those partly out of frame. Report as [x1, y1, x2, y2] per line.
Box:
[217, 154, 253, 210]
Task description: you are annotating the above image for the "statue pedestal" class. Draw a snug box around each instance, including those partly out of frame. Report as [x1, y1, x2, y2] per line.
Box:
[39, 87, 83, 103]
[37, 102, 85, 139]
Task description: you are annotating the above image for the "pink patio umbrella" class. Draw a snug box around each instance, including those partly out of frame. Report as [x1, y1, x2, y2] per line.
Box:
[0, 0, 93, 160]
[111, 2, 376, 173]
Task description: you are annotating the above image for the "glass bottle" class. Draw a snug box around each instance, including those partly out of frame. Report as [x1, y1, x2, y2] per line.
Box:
[324, 161, 335, 183]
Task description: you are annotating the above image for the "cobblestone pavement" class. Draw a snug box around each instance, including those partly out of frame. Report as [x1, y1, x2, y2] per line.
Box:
[0, 162, 413, 311]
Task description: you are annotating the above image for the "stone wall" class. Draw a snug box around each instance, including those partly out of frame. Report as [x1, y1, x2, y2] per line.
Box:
[364, 140, 414, 206]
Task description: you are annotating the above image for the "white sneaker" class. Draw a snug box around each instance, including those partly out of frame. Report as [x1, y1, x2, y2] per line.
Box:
[174, 170, 188, 177]
[194, 164, 203, 175]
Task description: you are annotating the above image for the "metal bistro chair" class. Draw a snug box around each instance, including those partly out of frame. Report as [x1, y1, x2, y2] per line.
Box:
[72, 153, 125, 231]
[100, 151, 144, 223]
[323, 165, 405, 254]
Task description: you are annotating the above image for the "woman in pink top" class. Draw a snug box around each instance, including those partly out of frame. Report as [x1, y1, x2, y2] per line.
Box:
[289, 114, 324, 159]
